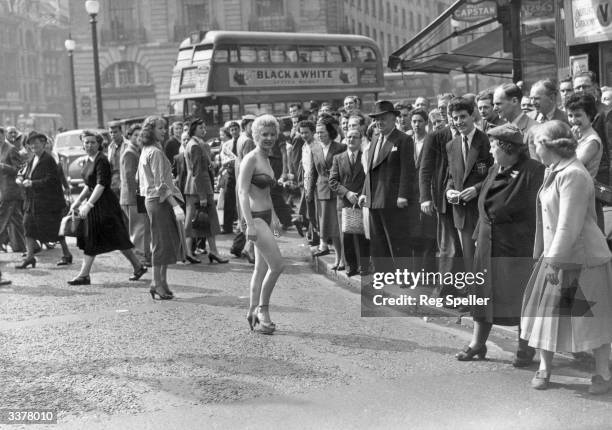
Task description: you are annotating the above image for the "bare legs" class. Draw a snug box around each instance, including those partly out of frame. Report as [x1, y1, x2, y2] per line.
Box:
[76, 249, 141, 278]
[58, 236, 72, 259]
[248, 218, 284, 325]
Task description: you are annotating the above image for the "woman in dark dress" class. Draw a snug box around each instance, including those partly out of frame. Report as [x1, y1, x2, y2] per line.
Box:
[456, 124, 544, 364]
[67, 130, 147, 285]
[15, 132, 72, 268]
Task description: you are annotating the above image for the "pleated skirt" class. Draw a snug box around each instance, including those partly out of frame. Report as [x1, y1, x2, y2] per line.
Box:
[521, 257, 612, 352]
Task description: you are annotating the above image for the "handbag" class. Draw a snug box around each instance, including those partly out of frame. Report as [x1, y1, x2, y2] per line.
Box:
[341, 204, 365, 234]
[594, 180, 612, 205]
[136, 193, 146, 213]
[59, 211, 82, 237]
[191, 205, 210, 231]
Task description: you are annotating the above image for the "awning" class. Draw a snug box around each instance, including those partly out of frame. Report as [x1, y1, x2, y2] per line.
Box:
[396, 25, 554, 76]
[399, 27, 510, 74]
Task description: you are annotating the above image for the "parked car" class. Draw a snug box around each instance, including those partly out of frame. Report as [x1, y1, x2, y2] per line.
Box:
[53, 129, 110, 190]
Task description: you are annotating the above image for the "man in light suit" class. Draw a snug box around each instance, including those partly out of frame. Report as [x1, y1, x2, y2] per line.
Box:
[329, 128, 369, 277]
[446, 98, 493, 273]
[358, 100, 415, 272]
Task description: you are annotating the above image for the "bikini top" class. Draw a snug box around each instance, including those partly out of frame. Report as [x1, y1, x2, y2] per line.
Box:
[251, 173, 276, 189]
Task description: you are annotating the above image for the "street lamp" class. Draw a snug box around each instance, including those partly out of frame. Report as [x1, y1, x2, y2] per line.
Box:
[64, 35, 78, 129]
[85, 0, 104, 128]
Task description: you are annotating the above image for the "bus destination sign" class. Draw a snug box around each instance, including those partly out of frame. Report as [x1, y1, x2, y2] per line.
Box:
[229, 67, 358, 88]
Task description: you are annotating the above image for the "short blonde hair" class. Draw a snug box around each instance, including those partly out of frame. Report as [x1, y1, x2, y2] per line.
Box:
[252, 114, 279, 142]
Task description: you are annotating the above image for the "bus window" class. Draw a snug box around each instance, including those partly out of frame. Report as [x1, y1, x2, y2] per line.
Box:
[325, 46, 344, 63]
[353, 46, 377, 62]
[257, 47, 270, 62]
[213, 49, 228, 63]
[177, 48, 192, 66]
[285, 47, 298, 63]
[239, 46, 257, 63]
[193, 46, 213, 63]
[341, 46, 353, 62]
[229, 47, 238, 62]
[299, 46, 325, 63]
[270, 47, 285, 63]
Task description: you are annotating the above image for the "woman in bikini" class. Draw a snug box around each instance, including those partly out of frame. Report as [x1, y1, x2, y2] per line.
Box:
[238, 114, 285, 334]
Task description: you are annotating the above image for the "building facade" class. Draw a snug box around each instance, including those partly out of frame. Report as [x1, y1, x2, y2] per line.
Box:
[0, 0, 71, 130]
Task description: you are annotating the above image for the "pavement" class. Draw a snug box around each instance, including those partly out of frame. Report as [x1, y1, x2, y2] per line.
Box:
[1, 225, 611, 429]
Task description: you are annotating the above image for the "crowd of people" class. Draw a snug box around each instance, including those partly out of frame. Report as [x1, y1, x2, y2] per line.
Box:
[2, 68, 612, 394]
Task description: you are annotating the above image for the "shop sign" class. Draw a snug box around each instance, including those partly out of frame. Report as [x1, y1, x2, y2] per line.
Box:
[228, 67, 358, 88]
[452, 0, 497, 22]
[522, 0, 554, 19]
[566, 0, 612, 44]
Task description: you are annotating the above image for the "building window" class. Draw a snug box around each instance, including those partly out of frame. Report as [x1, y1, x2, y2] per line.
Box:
[372, 0, 376, 17]
[358, 22, 362, 34]
[402, 8, 406, 28]
[357, 0, 361, 10]
[102, 61, 152, 89]
[379, 0, 383, 19]
[410, 12, 414, 31]
[351, 18, 356, 33]
[386, 2, 391, 23]
[108, 0, 138, 42]
[395, 35, 399, 48]
[387, 34, 391, 52]
[255, 0, 284, 16]
[365, 25, 369, 37]
[417, 14, 422, 30]
[393, 5, 398, 26]
[365, 0, 369, 13]
[182, 0, 210, 31]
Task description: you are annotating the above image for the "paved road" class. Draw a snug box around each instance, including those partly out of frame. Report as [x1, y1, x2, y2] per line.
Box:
[0, 232, 611, 430]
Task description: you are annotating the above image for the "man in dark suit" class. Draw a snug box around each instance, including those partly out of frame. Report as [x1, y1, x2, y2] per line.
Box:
[329, 128, 369, 276]
[446, 97, 493, 273]
[419, 106, 462, 285]
[358, 100, 415, 272]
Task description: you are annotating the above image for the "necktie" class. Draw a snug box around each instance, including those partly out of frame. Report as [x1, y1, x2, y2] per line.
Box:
[537, 112, 546, 123]
[373, 134, 384, 165]
[462, 135, 469, 166]
[232, 137, 238, 156]
[350, 152, 355, 167]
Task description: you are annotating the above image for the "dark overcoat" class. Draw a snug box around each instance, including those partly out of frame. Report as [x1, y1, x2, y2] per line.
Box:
[471, 157, 545, 324]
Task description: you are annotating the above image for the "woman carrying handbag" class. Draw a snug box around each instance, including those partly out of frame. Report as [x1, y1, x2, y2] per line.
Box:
[16, 132, 72, 269]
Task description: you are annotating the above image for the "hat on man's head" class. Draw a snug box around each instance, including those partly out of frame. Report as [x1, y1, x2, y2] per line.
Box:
[368, 100, 400, 118]
[487, 123, 524, 146]
[242, 114, 256, 122]
[25, 131, 47, 146]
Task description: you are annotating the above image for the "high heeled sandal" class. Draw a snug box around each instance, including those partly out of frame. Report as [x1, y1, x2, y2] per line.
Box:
[15, 257, 36, 269]
[256, 305, 276, 334]
[129, 265, 147, 281]
[455, 344, 487, 361]
[149, 287, 173, 300]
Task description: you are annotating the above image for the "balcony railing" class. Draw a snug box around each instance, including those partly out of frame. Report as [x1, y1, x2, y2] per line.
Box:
[100, 27, 147, 45]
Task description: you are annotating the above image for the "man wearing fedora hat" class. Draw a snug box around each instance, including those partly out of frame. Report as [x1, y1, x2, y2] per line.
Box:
[358, 100, 416, 271]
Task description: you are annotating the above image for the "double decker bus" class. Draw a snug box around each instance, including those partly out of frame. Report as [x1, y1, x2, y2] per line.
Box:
[169, 31, 385, 134]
